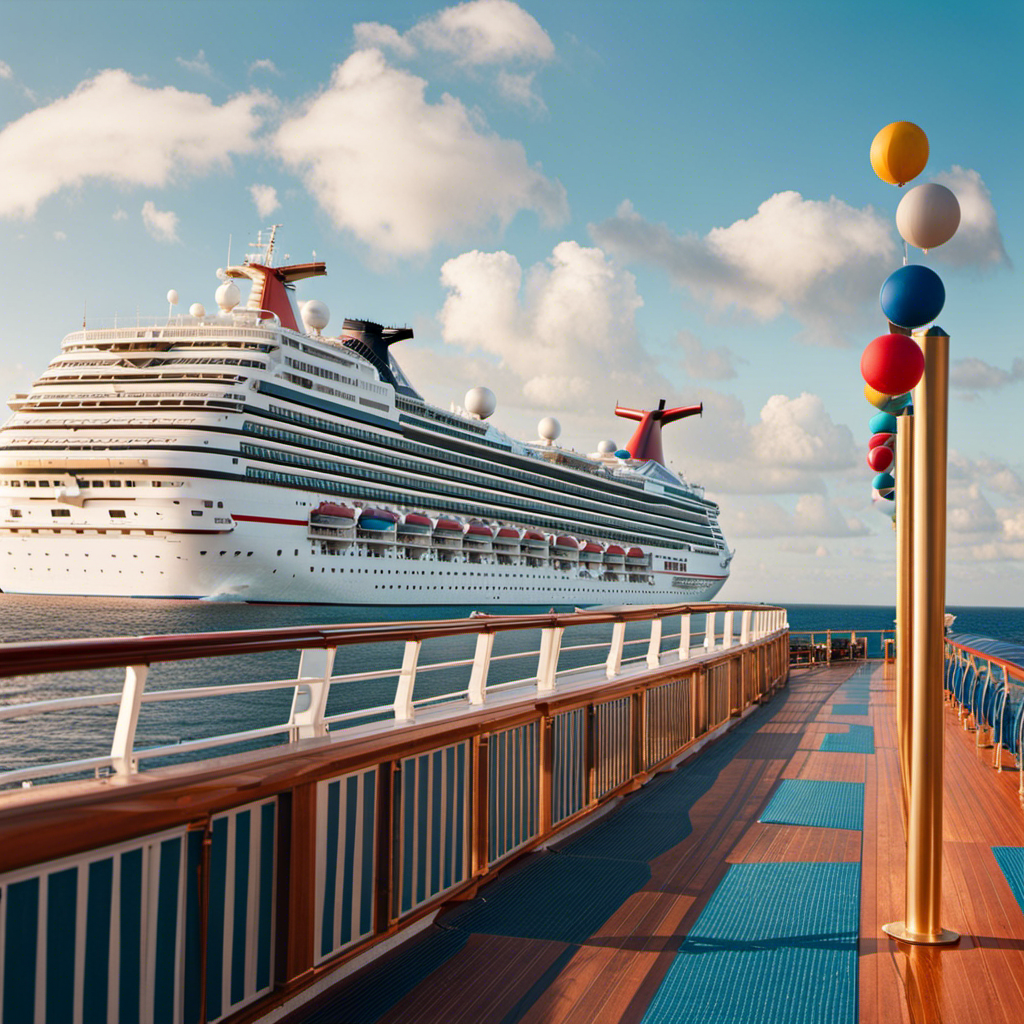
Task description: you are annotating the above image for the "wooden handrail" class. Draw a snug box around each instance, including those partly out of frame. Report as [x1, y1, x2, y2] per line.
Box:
[0, 602, 784, 678]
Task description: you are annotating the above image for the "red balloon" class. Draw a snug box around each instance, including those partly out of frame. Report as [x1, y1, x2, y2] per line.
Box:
[869, 432, 895, 450]
[867, 446, 894, 472]
[861, 334, 925, 396]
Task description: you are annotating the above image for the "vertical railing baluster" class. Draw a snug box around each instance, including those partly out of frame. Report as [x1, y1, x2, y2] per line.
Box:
[537, 627, 564, 692]
[704, 611, 716, 653]
[740, 610, 752, 645]
[679, 613, 691, 660]
[646, 617, 663, 668]
[723, 611, 734, 649]
[468, 632, 494, 705]
[393, 640, 421, 721]
[606, 621, 626, 679]
[289, 647, 336, 739]
[110, 664, 148, 775]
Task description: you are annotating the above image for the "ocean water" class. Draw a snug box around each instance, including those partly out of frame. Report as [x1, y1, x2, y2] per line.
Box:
[1, 595, 1021, 780]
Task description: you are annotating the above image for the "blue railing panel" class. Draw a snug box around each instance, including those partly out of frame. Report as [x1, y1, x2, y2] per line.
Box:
[488, 724, 538, 863]
[552, 709, 587, 825]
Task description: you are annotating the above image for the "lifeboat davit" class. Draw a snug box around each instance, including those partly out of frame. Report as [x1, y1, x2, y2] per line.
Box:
[358, 507, 398, 531]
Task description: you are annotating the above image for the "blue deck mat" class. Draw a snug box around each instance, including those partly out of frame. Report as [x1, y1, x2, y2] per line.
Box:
[832, 703, 869, 716]
[641, 861, 860, 1024]
[759, 779, 864, 831]
[820, 725, 875, 754]
[993, 847, 1024, 917]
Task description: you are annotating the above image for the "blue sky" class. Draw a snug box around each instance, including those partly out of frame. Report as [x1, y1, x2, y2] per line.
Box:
[1, 0, 1022, 605]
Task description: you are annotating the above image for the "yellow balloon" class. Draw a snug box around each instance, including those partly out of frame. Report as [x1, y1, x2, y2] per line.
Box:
[870, 121, 929, 186]
[864, 383, 892, 409]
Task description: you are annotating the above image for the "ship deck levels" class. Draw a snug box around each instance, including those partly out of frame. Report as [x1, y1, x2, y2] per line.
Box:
[290, 661, 1024, 1024]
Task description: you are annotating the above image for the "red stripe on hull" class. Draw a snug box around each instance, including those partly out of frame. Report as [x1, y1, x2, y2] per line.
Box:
[233, 514, 308, 526]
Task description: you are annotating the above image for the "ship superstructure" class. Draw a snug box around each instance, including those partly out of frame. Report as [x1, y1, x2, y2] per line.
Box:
[0, 233, 732, 603]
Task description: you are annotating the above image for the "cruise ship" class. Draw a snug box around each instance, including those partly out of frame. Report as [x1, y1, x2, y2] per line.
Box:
[0, 231, 732, 604]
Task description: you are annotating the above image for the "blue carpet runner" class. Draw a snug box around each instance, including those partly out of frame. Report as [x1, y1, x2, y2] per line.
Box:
[759, 779, 865, 831]
[820, 724, 875, 754]
[640, 861, 860, 1024]
[832, 703, 869, 716]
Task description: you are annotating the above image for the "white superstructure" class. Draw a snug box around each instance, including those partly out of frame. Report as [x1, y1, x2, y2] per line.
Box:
[0, 236, 732, 604]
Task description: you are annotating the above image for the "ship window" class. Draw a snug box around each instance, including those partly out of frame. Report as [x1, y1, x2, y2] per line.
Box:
[200, 551, 207, 555]
[25, 480, 36, 487]
[277, 550, 282, 556]
[109, 510, 126, 518]
[92, 480, 104, 488]
[51, 509, 71, 517]
[191, 510, 203, 517]
[10, 481, 19, 487]
[10, 509, 21, 517]
[125, 481, 136, 487]
[109, 480, 122, 488]
[204, 501, 214, 508]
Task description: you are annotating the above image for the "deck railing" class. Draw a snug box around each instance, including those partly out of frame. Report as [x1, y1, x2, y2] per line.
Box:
[789, 628, 894, 665]
[0, 602, 788, 1024]
[944, 636, 1024, 794]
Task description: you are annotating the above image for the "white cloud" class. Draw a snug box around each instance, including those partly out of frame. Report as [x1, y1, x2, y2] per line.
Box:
[0, 70, 267, 219]
[176, 50, 213, 77]
[353, 22, 418, 58]
[274, 49, 567, 256]
[112, 208, 128, 221]
[437, 241, 657, 411]
[592, 193, 898, 345]
[726, 495, 869, 539]
[0, 61, 12, 80]
[950, 356, 1024, 391]
[677, 330, 740, 381]
[413, 1, 554, 65]
[249, 59, 281, 76]
[930, 166, 1010, 268]
[751, 393, 858, 471]
[496, 69, 546, 112]
[53, 230, 67, 241]
[141, 200, 179, 242]
[947, 483, 1000, 536]
[249, 184, 280, 218]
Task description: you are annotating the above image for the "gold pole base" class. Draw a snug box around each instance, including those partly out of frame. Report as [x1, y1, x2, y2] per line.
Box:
[882, 922, 960, 945]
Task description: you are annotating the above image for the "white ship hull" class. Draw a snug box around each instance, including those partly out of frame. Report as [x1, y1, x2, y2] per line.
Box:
[0, 479, 727, 604]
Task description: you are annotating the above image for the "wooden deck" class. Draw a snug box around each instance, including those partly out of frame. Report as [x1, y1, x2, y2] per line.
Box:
[290, 661, 1024, 1024]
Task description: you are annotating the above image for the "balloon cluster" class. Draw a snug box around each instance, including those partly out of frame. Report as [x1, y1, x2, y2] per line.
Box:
[860, 121, 961, 520]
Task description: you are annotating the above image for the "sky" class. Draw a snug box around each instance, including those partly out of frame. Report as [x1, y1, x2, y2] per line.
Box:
[1, 0, 1022, 607]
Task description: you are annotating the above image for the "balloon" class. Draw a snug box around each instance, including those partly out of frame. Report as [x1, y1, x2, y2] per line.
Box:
[870, 121, 929, 186]
[896, 183, 960, 251]
[869, 432, 896, 451]
[865, 383, 892, 409]
[873, 472, 896, 498]
[867, 446, 894, 472]
[861, 333, 926, 394]
[869, 412, 898, 434]
[882, 392, 913, 414]
[880, 265, 945, 329]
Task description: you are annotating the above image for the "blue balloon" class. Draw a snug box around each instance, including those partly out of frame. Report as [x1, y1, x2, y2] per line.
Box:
[869, 412, 898, 434]
[873, 471, 896, 498]
[880, 264, 945, 329]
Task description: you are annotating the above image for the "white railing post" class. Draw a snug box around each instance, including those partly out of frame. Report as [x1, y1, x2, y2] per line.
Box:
[110, 664, 148, 776]
[537, 627, 564, 693]
[740, 610, 752, 644]
[289, 647, 336, 739]
[606, 621, 627, 679]
[468, 632, 495, 705]
[393, 640, 421, 721]
[723, 611, 734, 649]
[679, 613, 691, 661]
[647, 616, 664, 668]
[704, 611, 716, 653]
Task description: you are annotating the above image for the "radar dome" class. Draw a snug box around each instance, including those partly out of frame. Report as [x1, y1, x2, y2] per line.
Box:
[597, 439, 617, 455]
[166, 289, 179, 305]
[302, 299, 330, 333]
[464, 386, 496, 419]
[537, 416, 561, 443]
[189, 302, 206, 319]
[215, 280, 241, 312]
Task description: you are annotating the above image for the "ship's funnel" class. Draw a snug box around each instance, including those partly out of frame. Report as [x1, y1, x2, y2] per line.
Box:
[614, 399, 702, 465]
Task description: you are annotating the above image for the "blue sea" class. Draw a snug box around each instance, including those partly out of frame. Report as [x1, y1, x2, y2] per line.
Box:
[1, 596, 1021, 780]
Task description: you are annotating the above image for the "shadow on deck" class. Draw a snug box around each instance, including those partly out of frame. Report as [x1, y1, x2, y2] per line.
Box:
[288, 662, 1024, 1024]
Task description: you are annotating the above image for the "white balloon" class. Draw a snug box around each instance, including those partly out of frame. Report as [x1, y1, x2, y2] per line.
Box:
[896, 183, 960, 251]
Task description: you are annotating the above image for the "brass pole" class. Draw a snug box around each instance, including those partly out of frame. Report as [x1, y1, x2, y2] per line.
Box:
[895, 414, 914, 831]
[884, 326, 959, 945]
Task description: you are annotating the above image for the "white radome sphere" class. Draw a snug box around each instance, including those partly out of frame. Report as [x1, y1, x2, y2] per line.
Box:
[166, 289, 179, 305]
[189, 302, 206, 319]
[216, 267, 227, 281]
[215, 280, 241, 312]
[302, 299, 330, 332]
[464, 386, 497, 419]
[537, 416, 561, 442]
[597, 439, 617, 454]
[896, 183, 961, 251]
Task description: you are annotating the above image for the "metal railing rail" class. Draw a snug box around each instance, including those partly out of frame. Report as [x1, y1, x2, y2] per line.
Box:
[789, 628, 894, 665]
[0, 603, 788, 788]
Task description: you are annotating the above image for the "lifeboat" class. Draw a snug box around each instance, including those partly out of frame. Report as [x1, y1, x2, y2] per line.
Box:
[495, 526, 521, 541]
[433, 517, 463, 535]
[522, 530, 547, 547]
[398, 512, 432, 535]
[465, 521, 494, 539]
[312, 502, 355, 521]
[551, 535, 579, 552]
[358, 507, 398, 531]
[308, 501, 356, 544]
[493, 526, 521, 558]
[603, 544, 626, 563]
[579, 541, 603, 564]
[625, 546, 646, 564]
[432, 516, 463, 553]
